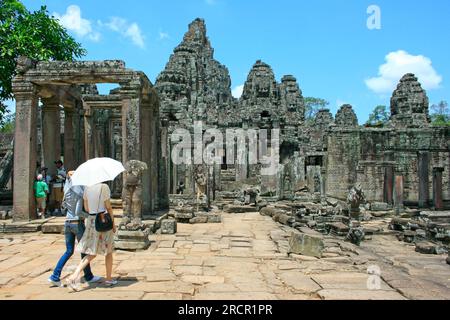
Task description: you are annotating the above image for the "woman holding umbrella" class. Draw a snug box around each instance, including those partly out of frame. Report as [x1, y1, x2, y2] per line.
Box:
[65, 158, 125, 291]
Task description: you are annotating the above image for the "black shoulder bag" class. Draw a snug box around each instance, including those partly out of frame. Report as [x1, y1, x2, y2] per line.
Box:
[94, 185, 113, 232]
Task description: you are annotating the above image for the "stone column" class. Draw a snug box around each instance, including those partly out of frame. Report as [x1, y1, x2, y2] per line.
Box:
[394, 174, 404, 215]
[41, 98, 61, 175]
[383, 165, 394, 205]
[418, 151, 430, 208]
[63, 108, 76, 171]
[432, 167, 444, 210]
[236, 136, 248, 182]
[83, 105, 94, 160]
[12, 85, 38, 221]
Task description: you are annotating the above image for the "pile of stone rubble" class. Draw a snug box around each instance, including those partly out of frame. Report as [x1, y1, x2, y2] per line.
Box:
[389, 210, 450, 255]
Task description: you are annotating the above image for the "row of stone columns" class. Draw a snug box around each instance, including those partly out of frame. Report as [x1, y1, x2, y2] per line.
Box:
[13, 85, 82, 221]
[393, 172, 444, 213]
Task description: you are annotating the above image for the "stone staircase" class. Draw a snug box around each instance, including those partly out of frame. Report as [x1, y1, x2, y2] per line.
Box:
[220, 168, 236, 190]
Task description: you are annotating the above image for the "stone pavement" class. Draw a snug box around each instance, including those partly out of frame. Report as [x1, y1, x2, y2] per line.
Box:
[0, 212, 448, 300]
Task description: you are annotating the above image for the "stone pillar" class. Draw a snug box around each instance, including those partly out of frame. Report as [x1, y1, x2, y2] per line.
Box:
[383, 165, 394, 205]
[75, 107, 85, 167]
[63, 108, 76, 171]
[236, 136, 248, 182]
[41, 98, 61, 175]
[432, 167, 444, 210]
[418, 151, 430, 208]
[394, 174, 404, 215]
[12, 85, 38, 221]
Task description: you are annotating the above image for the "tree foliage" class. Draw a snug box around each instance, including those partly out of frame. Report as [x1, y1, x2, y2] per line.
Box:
[430, 101, 450, 126]
[0, 112, 14, 133]
[0, 0, 86, 123]
[304, 97, 329, 121]
[365, 105, 390, 127]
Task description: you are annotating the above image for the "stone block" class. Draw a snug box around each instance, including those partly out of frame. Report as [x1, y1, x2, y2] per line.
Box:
[114, 241, 150, 251]
[273, 213, 295, 226]
[207, 214, 222, 223]
[175, 211, 194, 220]
[161, 219, 177, 234]
[41, 223, 65, 234]
[288, 232, 324, 258]
[326, 198, 339, 207]
[189, 216, 208, 224]
[224, 205, 257, 213]
[371, 202, 390, 211]
[415, 241, 440, 255]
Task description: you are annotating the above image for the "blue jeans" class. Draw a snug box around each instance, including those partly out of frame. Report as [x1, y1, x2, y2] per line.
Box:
[50, 221, 94, 282]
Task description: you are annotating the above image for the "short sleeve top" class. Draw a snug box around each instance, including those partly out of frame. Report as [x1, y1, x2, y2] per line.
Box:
[83, 183, 111, 214]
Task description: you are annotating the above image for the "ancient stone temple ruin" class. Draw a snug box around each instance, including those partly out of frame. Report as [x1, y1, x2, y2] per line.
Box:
[155, 19, 449, 214]
[9, 57, 167, 221]
[3, 18, 449, 230]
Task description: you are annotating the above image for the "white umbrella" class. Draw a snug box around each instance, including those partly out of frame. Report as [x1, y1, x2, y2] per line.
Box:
[71, 158, 125, 187]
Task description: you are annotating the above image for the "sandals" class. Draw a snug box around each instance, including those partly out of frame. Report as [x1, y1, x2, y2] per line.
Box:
[104, 279, 118, 287]
[66, 278, 81, 292]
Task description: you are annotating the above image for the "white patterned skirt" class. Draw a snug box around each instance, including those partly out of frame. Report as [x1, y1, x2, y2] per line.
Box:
[76, 216, 114, 256]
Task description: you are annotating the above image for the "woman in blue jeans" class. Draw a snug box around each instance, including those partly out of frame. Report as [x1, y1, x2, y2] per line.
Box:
[48, 172, 101, 287]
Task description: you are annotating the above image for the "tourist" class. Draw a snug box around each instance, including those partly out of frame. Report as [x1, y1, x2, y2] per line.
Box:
[33, 174, 49, 218]
[66, 182, 117, 291]
[40, 167, 52, 216]
[48, 171, 101, 288]
[52, 160, 67, 216]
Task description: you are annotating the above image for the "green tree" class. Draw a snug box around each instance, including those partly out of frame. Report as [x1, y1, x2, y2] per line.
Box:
[0, 112, 14, 133]
[0, 0, 86, 123]
[365, 105, 390, 127]
[430, 101, 450, 126]
[304, 97, 329, 121]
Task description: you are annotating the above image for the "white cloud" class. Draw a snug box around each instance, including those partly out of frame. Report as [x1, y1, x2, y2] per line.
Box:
[159, 31, 170, 40]
[125, 23, 145, 48]
[103, 17, 145, 49]
[232, 85, 244, 99]
[53, 5, 100, 41]
[365, 50, 442, 95]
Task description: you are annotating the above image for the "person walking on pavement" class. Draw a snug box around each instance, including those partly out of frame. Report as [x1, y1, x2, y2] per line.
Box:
[48, 171, 101, 287]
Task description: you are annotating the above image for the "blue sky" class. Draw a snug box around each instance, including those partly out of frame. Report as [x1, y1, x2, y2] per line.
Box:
[9, 0, 450, 123]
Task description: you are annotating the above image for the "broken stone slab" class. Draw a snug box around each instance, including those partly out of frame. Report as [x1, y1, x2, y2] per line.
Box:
[273, 213, 295, 226]
[224, 205, 258, 213]
[389, 217, 410, 231]
[41, 223, 64, 234]
[115, 229, 150, 241]
[326, 198, 339, 207]
[328, 222, 350, 236]
[419, 211, 450, 222]
[414, 241, 443, 255]
[175, 211, 194, 220]
[370, 202, 390, 211]
[260, 207, 286, 217]
[371, 211, 391, 218]
[160, 219, 177, 234]
[114, 240, 150, 251]
[206, 214, 222, 223]
[403, 230, 416, 243]
[189, 216, 208, 224]
[288, 231, 324, 258]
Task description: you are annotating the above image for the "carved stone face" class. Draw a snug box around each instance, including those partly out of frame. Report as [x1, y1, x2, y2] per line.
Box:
[125, 160, 148, 185]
